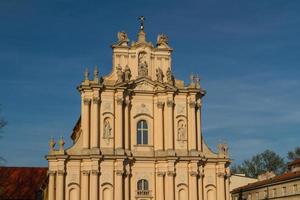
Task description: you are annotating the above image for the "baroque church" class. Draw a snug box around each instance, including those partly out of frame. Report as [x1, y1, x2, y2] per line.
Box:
[46, 18, 231, 200]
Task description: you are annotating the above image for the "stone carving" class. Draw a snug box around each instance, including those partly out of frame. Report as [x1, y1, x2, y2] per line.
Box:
[218, 143, 229, 158]
[84, 68, 89, 81]
[156, 67, 164, 82]
[103, 119, 112, 144]
[102, 102, 112, 112]
[93, 97, 100, 104]
[157, 101, 164, 109]
[167, 99, 174, 107]
[117, 31, 129, 46]
[177, 120, 187, 141]
[138, 52, 148, 77]
[166, 67, 174, 85]
[49, 137, 55, 151]
[124, 65, 131, 81]
[116, 64, 124, 83]
[157, 34, 168, 46]
[176, 104, 186, 115]
[136, 104, 150, 115]
[189, 74, 200, 88]
[83, 98, 91, 105]
[93, 66, 99, 82]
[58, 136, 65, 151]
[135, 82, 153, 91]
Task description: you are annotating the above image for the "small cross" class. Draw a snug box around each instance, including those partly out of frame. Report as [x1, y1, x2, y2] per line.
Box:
[139, 16, 145, 30]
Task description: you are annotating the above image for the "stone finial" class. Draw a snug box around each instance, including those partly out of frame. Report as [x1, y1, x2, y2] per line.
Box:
[84, 68, 89, 81]
[93, 65, 99, 82]
[49, 137, 55, 152]
[58, 136, 65, 151]
[139, 16, 145, 30]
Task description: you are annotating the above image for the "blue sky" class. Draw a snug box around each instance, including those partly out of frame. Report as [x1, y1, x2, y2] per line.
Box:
[0, 0, 299, 166]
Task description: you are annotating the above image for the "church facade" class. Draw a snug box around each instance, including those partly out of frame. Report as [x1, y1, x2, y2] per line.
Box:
[46, 19, 231, 200]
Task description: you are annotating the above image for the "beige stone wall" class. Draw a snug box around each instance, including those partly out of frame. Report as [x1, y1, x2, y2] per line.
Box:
[46, 27, 230, 200]
[231, 179, 300, 200]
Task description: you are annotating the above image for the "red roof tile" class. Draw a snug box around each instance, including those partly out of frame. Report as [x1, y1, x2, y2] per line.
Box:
[0, 167, 48, 200]
[232, 170, 300, 193]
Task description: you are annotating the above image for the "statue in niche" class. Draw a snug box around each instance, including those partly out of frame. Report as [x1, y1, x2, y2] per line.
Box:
[117, 31, 129, 46]
[124, 65, 131, 81]
[157, 34, 168, 46]
[166, 67, 174, 85]
[103, 119, 112, 144]
[138, 52, 148, 77]
[116, 64, 124, 83]
[156, 67, 164, 82]
[177, 121, 187, 141]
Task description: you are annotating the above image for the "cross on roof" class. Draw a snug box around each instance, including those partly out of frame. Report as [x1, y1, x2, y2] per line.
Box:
[139, 16, 145, 30]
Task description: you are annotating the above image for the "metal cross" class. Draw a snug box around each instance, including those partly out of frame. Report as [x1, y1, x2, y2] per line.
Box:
[139, 16, 145, 30]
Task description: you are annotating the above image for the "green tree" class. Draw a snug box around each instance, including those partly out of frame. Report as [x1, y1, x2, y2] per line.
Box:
[287, 147, 300, 161]
[231, 150, 286, 178]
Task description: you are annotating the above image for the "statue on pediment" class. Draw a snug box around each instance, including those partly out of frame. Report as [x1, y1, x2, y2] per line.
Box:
[117, 31, 129, 46]
[157, 34, 168, 46]
[156, 67, 164, 82]
[218, 143, 229, 158]
[124, 65, 131, 81]
[116, 64, 124, 83]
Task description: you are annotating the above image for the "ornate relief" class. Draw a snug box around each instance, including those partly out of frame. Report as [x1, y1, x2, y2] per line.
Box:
[167, 99, 174, 107]
[83, 98, 91, 105]
[157, 34, 168, 45]
[103, 118, 113, 144]
[117, 31, 129, 46]
[136, 103, 150, 115]
[138, 52, 148, 77]
[135, 82, 154, 91]
[156, 67, 164, 82]
[157, 101, 164, 109]
[93, 97, 100, 104]
[177, 120, 187, 141]
[102, 102, 112, 112]
[176, 104, 186, 115]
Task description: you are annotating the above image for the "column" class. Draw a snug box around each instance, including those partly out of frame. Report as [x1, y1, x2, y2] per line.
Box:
[166, 98, 174, 150]
[198, 167, 204, 200]
[48, 171, 55, 200]
[90, 170, 99, 200]
[82, 98, 91, 149]
[156, 172, 165, 200]
[56, 170, 65, 200]
[124, 98, 130, 150]
[218, 172, 225, 200]
[156, 101, 164, 150]
[91, 97, 100, 148]
[225, 174, 230, 200]
[196, 100, 202, 151]
[124, 165, 131, 200]
[189, 172, 198, 200]
[81, 171, 89, 200]
[115, 170, 123, 200]
[166, 171, 175, 200]
[188, 97, 197, 151]
[115, 96, 123, 150]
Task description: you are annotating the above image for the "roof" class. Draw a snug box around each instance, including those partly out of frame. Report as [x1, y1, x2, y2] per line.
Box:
[288, 158, 300, 167]
[231, 170, 300, 193]
[0, 167, 48, 200]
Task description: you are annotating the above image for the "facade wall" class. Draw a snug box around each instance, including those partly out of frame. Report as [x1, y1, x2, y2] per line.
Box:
[47, 27, 230, 200]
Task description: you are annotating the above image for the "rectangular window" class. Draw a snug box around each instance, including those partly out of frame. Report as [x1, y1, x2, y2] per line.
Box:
[272, 188, 277, 197]
[293, 184, 298, 194]
[282, 187, 286, 196]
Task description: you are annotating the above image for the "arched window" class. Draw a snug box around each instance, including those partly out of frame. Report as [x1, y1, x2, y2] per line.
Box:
[137, 179, 149, 190]
[137, 120, 148, 145]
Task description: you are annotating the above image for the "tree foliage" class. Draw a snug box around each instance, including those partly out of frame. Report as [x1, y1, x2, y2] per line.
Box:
[0, 107, 6, 165]
[231, 150, 286, 178]
[287, 147, 300, 161]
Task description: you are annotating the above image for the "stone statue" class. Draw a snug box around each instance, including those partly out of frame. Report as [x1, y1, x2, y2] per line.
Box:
[124, 65, 131, 81]
[49, 137, 55, 151]
[84, 68, 89, 81]
[156, 67, 164, 82]
[93, 65, 99, 81]
[138, 52, 148, 77]
[218, 143, 229, 158]
[58, 136, 65, 151]
[117, 31, 129, 46]
[195, 75, 201, 88]
[157, 34, 168, 46]
[177, 121, 186, 141]
[116, 64, 124, 83]
[103, 119, 112, 142]
[166, 67, 174, 85]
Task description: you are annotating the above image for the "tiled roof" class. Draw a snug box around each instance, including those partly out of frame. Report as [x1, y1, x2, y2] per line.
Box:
[0, 167, 48, 200]
[231, 170, 300, 193]
[288, 158, 300, 167]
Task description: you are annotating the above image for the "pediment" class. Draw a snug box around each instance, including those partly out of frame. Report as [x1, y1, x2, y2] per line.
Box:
[133, 78, 164, 92]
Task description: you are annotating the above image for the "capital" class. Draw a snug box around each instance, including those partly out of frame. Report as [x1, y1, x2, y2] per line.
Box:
[189, 171, 198, 177]
[189, 101, 196, 108]
[116, 97, 124, 105]
[91, 170, 100, 175]
[47, 170, 56, 176]
[157, 101, 164, 109]
[82, 170, 90, 176]
[217, 172, 226, 178]
[115, 169, 124, 176]
[83, 98, 91, 105]
[167, 99, 174, 107]
[57, 170, 65, 176]
[167, 171, 176, 177]
[93, 97, 101, 104]
[157, 171, 165, 177]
